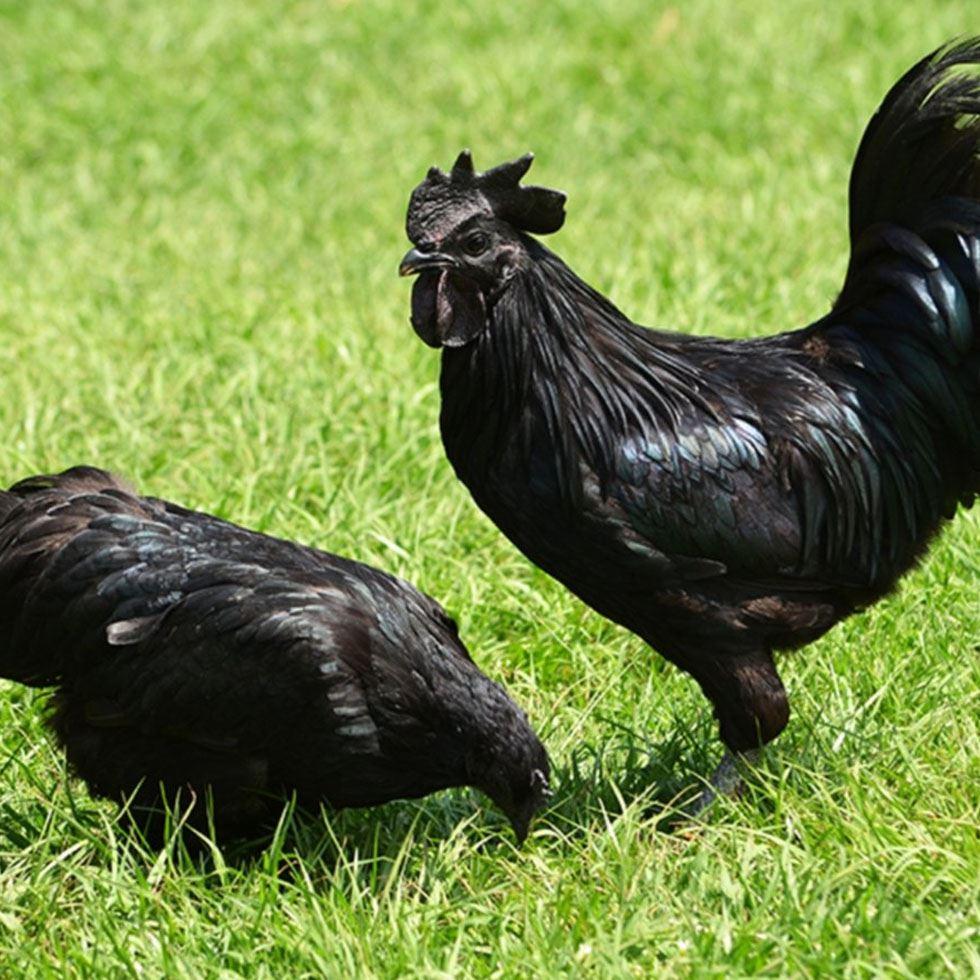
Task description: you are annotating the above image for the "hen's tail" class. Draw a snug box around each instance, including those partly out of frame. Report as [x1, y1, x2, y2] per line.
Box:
[832, 39, 980, 513]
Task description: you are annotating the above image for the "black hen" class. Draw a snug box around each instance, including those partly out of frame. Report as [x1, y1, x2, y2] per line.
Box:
[400, 41, 980, 802]
[0, 467, 549, 841]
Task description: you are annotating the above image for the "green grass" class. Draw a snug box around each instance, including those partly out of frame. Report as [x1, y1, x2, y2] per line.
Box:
[1, 0, 979, 975]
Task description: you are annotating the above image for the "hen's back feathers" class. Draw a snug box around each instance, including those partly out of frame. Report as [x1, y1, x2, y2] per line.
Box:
[0, 467, 450, 687]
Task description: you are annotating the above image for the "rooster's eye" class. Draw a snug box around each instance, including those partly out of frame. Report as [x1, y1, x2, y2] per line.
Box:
[462, 232, 490, 256]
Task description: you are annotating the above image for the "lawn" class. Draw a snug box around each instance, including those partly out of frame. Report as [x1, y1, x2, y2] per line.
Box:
[1, 0, 978, 975]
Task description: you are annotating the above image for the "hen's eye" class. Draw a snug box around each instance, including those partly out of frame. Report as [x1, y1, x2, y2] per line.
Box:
[462, 232, 490, 256]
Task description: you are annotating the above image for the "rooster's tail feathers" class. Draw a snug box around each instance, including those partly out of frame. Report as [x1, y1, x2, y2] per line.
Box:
[847, 37, 980, 242]
[827, 40, 980, 529]
[837, 38, 980, 369]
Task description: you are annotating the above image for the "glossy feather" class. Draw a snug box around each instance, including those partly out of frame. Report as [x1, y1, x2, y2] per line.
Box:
[0, 467, 549, 839]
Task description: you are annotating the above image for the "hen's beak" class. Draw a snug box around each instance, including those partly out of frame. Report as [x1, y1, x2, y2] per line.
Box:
[507, 796, 545, 847]
[399, 247, 456, 277]
[509, 811, 531, 847]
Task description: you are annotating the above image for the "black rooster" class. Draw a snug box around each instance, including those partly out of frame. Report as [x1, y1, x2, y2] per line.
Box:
[0, 467, 549, 841]
[400, 41, 980, 805]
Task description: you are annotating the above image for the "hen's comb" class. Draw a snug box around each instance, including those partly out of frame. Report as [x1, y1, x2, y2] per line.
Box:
[407, 150, 566, 242]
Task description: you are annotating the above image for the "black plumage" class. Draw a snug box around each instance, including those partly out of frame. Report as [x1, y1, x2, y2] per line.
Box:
[400, 41, 980, 796]
[0, 467, 549, 841]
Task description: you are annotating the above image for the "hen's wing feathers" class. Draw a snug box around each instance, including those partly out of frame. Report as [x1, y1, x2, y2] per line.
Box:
[0, 469, 467, 730]
[87, 581, 387, 760]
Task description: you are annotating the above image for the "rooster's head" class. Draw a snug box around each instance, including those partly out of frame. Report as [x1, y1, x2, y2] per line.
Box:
[400, 150, 566, 348]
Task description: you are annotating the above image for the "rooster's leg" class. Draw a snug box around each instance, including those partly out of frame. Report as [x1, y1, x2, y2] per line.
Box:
[686, 748, 761, 816]
[681, 648, 787, 815]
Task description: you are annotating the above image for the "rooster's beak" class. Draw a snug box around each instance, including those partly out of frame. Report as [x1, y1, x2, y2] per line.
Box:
[399, 247, 456, 277]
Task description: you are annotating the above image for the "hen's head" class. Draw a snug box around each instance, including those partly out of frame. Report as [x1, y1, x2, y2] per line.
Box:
[469, 718, 552, 845]
[400, 150, 566, 347]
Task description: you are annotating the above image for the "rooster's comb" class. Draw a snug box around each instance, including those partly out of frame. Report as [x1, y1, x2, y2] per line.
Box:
[406, 150, 566, 243]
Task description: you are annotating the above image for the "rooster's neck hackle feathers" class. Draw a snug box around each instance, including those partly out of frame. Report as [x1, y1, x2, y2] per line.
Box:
[442, 241, 722, 503]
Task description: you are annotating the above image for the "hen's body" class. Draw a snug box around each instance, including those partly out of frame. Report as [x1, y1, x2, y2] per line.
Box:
[0, 468, 548, 838]
[405, 42, 980, 760]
